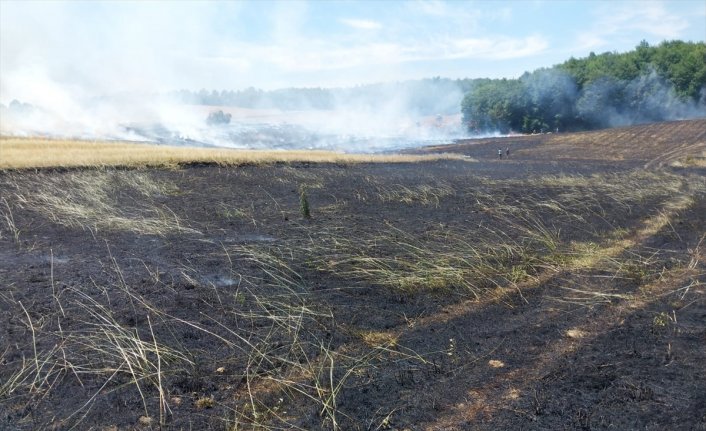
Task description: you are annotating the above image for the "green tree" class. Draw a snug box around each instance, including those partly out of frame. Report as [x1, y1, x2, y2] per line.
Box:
[462, 40, 705, 133]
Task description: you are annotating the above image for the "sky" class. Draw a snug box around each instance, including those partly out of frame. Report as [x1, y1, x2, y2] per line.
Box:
[1, 0, 705, 105]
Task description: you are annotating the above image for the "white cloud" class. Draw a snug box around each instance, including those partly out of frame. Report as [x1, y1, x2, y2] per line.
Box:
[445, 35, 549, 60]
[604, 2, 689, 38]
[577, 1, 690, 50]
[1, 0, 552, 98]
[208, 33, 548, 77]
[573, 33, 609, 52]
[340, 18, 382, 30]
[413, 0, 450, 17]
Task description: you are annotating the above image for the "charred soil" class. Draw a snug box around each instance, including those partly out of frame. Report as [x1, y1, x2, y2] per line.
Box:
[1, 120, 705, 430]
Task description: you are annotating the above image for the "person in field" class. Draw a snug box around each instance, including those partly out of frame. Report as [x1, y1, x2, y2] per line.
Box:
[498, 149, 503, 159]
[506, 147, 510, 157]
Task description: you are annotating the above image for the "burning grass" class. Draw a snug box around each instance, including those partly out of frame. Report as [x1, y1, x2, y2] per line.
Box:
[0, 137, 469, 170]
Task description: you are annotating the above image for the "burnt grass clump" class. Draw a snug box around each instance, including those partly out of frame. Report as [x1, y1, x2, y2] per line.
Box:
[1, 121, 706, 430]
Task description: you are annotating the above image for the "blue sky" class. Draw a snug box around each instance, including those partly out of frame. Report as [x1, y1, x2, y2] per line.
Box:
[1, 0, 705, 102]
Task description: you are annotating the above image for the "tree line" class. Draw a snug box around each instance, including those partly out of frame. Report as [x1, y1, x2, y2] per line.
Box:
[169, 78, 473, 116]
[164, 40, 704, 134]
[461, 40, 706, 133]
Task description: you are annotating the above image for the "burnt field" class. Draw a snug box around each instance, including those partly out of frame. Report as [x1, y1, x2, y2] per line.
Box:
[414, 119, 706, 167]
[1, 120, 705, 430]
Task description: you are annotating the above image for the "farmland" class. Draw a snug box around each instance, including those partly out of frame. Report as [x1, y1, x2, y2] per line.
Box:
[1, 119, 705, 430]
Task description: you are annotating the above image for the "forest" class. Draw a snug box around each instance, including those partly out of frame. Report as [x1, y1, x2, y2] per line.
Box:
[461, 40, 706, 133]
[168, 78, 473, 117]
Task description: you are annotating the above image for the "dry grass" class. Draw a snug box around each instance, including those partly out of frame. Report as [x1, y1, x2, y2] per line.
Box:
[2, 170, 196, 236]
[0, 137, 469, 170]
[373, 182, 455, 207]
[310, 215, 553, 298]
[313, 170, 700, 302]
[670, 151, 706, 168]
[0, 284, 193, 428]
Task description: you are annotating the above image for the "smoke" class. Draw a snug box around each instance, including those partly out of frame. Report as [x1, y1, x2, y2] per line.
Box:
[522, 68, 578, 123]
[0, 90, 209, 143]
[0, 59, 473, 154]
[0, 1, 479, 152]
[0, 76, 472, 152]
[462, 64, 705, 135]
[575, 68, 706, 128]
[5, 3, 699, 149]
[520, 67, 706, 130]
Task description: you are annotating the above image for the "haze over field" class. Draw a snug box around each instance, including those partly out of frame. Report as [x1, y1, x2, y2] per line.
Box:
[1, 0, 705, 151]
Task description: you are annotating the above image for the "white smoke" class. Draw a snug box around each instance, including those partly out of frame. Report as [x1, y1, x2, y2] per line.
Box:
[0, 76, 471, 152]
[575, 68, 706, 127]
[4, 1, 558, 151]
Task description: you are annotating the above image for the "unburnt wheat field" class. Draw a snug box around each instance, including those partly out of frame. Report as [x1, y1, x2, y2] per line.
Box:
[1, 119, 705, 430]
